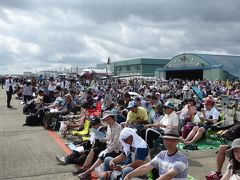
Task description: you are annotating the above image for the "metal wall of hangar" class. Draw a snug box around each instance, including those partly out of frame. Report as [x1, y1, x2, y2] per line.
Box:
[154, 53, 240, 81]
[156, 64, 224, 81]
[166, 69, 203, 80]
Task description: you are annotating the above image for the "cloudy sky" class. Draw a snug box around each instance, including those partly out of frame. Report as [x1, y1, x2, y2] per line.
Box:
[0, 0, 240, 74]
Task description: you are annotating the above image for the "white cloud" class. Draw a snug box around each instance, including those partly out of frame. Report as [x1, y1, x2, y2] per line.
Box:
[0, 0, 240, 74]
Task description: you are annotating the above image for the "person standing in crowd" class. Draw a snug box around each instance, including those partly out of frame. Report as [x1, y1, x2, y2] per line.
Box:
[221, 138, 240, 180]
[48, 76, 56, 93]
[5, 76, 13, 108]
[123, 129, 188, 180]
[1, 77, 5, 89]
[22, 79, 33, 103]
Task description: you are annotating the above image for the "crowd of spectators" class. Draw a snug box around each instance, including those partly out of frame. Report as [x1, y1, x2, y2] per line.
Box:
[3, 75, 240, 179]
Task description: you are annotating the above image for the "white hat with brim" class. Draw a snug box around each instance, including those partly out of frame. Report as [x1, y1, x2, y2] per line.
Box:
[227, 138, 240, 155]
[183, 85, 189, 91]
[163, 128, 179, 140]
[101, 111, 115, 121]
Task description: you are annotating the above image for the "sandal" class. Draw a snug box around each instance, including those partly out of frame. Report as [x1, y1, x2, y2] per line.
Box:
[78, 172, 91, 179]
[72, 168, 84, 176]
[188, 144, 198, 150]
[183, 144, 190, 149]
[99, 171, 112, 180]
[183, 144, 198, 150]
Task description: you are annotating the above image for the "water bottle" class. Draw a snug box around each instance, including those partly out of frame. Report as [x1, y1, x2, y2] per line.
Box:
[148, 170, 153, 180]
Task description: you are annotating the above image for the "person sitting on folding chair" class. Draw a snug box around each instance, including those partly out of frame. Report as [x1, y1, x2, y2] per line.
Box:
[56, 117, 107, 168]
[124, 100, 149, 130]
[77, 111, 122, 179]
[144, 101, 178, 149]
[182, 98, 219, 145]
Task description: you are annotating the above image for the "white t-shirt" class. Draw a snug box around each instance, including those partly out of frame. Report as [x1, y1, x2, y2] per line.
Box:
[227, 163, 240, 180]
[48, 82, 56, 91]
[5, 78, 13, 92]
[179, 105, 196, 120]
[160, 111, 179, 131]
[205, 107, 220, 124]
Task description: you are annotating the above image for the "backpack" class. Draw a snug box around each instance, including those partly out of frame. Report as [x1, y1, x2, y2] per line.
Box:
[23, 100, 37, 115]
[223, 123, 240, 141]
[24, 115, 40, 126]
[182, 122, 195, 139]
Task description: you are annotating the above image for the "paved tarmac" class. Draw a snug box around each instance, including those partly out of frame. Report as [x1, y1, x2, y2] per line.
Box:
[0, 88, 76, 180]
[0, 88, 228, 180]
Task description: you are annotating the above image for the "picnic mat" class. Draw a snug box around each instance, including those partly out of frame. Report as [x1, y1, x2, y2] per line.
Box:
[178, 139, 222, 150]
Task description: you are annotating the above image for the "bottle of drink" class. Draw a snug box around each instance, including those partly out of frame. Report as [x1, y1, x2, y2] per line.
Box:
[148, 170, 153, 180]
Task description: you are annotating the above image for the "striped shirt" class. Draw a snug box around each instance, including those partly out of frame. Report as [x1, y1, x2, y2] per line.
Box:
[150, 150, 188, 179]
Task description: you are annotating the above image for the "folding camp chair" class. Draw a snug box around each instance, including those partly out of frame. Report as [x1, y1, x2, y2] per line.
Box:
[71, 119, 90, 136]
[206, 116, 234, 145]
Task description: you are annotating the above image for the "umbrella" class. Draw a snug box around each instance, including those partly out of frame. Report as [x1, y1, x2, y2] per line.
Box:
[192, 86, 203, 100]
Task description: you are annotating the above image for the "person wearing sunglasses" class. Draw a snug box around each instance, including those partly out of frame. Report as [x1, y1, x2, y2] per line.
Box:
[144, 101, 179, 149]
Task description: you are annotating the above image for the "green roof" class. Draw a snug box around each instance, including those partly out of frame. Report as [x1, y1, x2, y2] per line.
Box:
[114, 58, 169, 66]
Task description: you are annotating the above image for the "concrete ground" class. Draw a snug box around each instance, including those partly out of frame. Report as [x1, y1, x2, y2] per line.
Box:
[0, 88, 76, 180]
[0, 88, 228, 180]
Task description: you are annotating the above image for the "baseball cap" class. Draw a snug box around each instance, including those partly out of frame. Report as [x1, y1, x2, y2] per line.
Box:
[203, 98, 214, 106]
[164, 101, 175, 109]
[127, 101, 137, 109]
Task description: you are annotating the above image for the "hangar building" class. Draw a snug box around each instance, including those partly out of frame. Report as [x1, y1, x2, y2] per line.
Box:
[154, 53, 240, 81]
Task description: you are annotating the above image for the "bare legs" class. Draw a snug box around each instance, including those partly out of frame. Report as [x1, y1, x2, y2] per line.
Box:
[216, 145, 228, 173]
[183, 126, 205, 144]
[79, 158, 103, 177]
[81, 149, 95, 170]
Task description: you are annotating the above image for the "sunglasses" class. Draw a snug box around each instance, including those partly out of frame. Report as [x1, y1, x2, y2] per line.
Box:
[163, 106, 170, 109]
